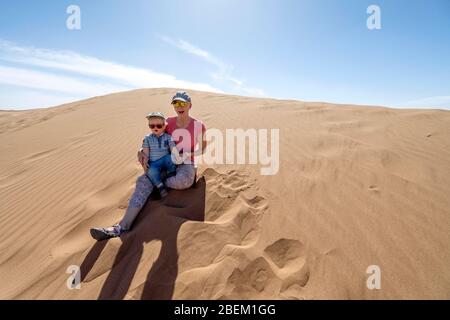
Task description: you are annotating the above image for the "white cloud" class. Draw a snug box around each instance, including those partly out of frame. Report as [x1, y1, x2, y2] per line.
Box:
[159, 36, 209, 59]
[158, 35, 265, 97]
[158, 35, 223, 68]
[0, 40, 222, 91]
[0, 39, 223, 109]
[0, 65, 130, 96]
[0, 88, 83, 110]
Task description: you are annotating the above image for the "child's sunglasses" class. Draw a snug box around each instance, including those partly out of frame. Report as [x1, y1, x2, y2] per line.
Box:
[149, 124, 164, 129]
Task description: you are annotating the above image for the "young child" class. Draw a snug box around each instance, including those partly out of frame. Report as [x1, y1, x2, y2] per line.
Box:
[142, 112, 182, 197]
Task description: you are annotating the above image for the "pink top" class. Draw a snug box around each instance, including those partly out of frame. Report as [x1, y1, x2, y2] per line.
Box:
[166, 117, 206, 164]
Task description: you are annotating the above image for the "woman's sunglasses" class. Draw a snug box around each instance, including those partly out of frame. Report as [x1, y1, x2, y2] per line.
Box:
[172, 100, 189, 108]
[149, 124, 164, 129]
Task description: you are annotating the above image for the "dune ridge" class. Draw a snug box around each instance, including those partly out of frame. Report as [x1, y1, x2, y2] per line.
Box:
[0, 88, 449, 299]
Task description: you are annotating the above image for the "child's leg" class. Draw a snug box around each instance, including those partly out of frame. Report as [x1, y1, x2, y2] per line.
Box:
[162, 154, 177, 177]
[146, 160, 164, 190]
[147, 157, 169, 197]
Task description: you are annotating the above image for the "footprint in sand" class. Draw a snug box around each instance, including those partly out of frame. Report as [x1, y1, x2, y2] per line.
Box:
[264, 238, 306, 269]
[226, 257, 278, 298]
[203, 168, 268, 246]
[220, 238, 311, 299]
[177, 169, 269, 270]
[264, 239, 311, 295]
[178, 170, 313, 299]
[202, 168, 267, 222]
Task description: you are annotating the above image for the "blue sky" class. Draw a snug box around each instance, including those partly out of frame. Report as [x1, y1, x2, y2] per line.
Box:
[0, 0, 449, 110]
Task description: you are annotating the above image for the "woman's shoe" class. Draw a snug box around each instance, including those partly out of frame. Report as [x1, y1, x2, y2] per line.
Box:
[90, 224, 122, 241]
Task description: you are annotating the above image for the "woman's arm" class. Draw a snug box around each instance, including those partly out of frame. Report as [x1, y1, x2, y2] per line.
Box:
[140, 147, 150, 171]
[170, 146, 184, 164]
[139, 136, 150, 171]
[138, 148, 146, 168]
[142, 147, 150, 158]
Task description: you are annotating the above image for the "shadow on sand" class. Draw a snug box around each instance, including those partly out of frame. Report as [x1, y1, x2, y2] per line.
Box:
[79, 177, 206, 299]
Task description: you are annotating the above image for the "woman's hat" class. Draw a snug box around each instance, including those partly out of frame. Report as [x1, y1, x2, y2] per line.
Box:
[171, 91, 191, 103]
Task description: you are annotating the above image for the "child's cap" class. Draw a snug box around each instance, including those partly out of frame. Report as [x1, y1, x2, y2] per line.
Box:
[146, 111, 166, 121]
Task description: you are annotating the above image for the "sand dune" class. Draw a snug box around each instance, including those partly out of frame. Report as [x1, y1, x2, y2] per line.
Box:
[0, 88, 449, 299]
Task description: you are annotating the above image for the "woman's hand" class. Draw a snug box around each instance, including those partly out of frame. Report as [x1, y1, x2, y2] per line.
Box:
[181, 151, 192, 162]
[138, 148, 148, 172]
[171, 153, 183, 165]
[173, 151, 192, 164]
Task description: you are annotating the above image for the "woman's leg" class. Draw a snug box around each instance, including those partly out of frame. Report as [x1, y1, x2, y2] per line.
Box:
[119, 174, 154, 231]
[119, 164, 194, 231]
[165, 164, 196, 190]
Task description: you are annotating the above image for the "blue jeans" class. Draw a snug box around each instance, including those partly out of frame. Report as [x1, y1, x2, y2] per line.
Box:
[146, 154, 176, 188]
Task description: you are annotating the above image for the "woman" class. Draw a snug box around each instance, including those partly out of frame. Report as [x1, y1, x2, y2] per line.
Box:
[90, 91, 206, 240]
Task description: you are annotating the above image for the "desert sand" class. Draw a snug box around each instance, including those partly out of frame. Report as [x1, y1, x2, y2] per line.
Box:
[0, 88, 449, 299]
